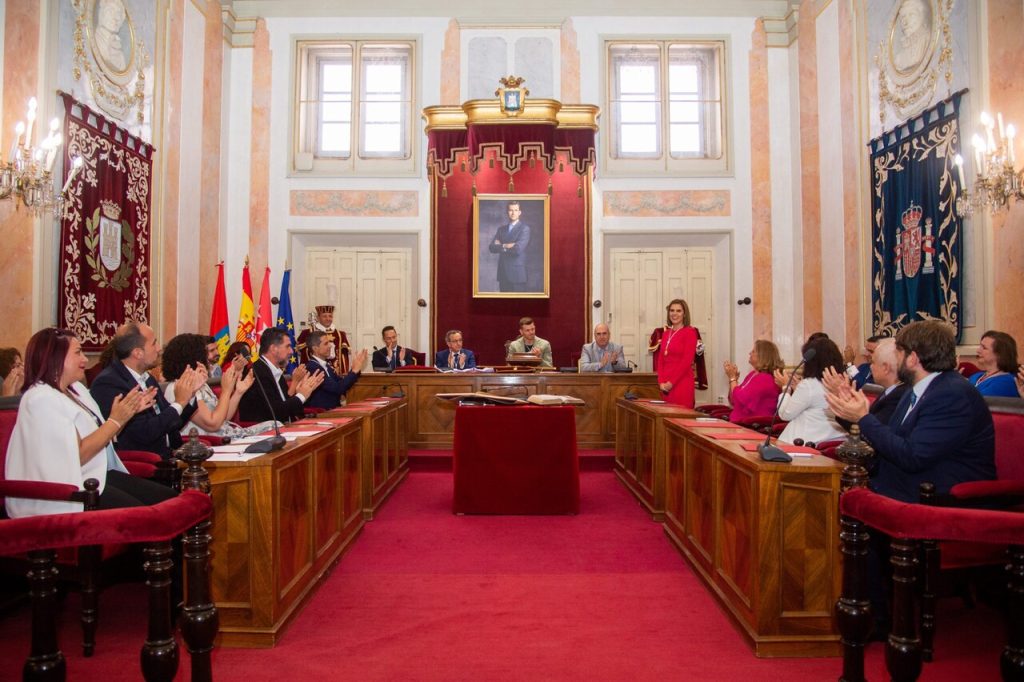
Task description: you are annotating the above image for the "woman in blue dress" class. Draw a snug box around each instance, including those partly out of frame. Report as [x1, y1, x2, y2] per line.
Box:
[969, 330, 1020, 397]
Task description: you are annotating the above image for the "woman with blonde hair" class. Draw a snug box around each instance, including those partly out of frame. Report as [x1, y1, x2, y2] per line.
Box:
[724, 340, 784, 422]
[657, 299, 699, 407]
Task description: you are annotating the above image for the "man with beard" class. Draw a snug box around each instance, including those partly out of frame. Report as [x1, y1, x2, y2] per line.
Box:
[825, 320, 995, 503]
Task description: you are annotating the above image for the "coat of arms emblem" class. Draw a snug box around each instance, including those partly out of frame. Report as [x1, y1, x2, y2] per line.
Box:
[99, 200, 123, 271]
[894, 201, 935, 280]
[495, 76, 529, 117]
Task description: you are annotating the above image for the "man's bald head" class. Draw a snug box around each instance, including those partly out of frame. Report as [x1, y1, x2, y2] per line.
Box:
[594, 323, 610, 347]
[870, 337, 899, 388]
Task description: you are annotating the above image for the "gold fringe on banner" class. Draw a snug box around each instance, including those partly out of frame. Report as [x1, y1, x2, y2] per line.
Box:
[508, 174, 514, 192]
[441, 178, 447, 198]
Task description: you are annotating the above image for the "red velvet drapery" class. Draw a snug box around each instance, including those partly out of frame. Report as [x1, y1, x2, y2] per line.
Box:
[59, 93, 154, 351]
[427, 120, 596, 366]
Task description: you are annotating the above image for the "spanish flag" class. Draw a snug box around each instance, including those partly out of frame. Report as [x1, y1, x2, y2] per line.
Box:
[209, 262, 231, 364]
[236, 259, 258, 356]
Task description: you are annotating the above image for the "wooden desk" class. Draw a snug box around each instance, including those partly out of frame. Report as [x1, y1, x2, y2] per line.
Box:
[205, 419, 365, 647]
[452, 405, 580, 515]
[614, 398, 700, 520]
[345, 372, 660, 449]
[326, 397, 409, 519]
[661, 418, 843, 657]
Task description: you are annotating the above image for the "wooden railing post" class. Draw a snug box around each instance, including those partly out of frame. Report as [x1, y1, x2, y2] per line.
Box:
[141, 540, 178, 682]
[176, 432, 218, 682]
[835, 425, 875, 682]
[23, 548, 64, 682]
[887, 537, 922, 681]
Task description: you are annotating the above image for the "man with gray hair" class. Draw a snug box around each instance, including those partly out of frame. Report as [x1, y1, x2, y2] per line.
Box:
[580, 323, 626, 372]
[827, 337, 908, 429]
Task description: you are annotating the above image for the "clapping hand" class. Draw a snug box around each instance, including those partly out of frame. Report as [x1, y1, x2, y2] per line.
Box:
[172, 365, 205, 404]
[821, 366, 854, 399]
[723, 361, 739, 382]
[234, 367, 255, 395]
[296, 368, 325, 397]
[1016, 364, 1024, 397]
[773, 368, 799, 390]
[109, 385, 157, 426]
[2, 362, 23, 397]
[287, 364, 309, 396]
[220, 363, 239, 394]
[351, 348, 369, 372]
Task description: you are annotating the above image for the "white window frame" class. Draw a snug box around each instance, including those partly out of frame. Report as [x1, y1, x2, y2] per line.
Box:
[603, 38, 730, 177]
[293, 38, 417, 176]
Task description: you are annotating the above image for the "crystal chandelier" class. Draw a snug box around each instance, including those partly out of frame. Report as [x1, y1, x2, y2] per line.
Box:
[0, 97, 84, 218]
[954, 111, 1023, 217]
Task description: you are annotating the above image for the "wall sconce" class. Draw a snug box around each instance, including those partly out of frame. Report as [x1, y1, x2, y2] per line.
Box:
[954, 111, 1023, 217]
[0, 97, 84, 218]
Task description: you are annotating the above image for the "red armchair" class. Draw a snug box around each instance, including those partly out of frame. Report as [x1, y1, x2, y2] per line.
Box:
[836, 486, 1024, 682]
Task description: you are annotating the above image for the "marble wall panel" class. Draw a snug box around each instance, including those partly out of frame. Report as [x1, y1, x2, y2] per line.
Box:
[290, 191, 419, 217]
[602, 191, 731, 218]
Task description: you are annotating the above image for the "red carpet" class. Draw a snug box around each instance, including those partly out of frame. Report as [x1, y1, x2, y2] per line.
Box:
[0, 471, 1007, 680]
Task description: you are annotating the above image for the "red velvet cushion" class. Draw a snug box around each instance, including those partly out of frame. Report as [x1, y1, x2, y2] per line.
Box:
[992, 412, 1024, 481]
[841, 487, 1024, 544]
[0, 491, 211, 556]
[0, 409, 17, 470]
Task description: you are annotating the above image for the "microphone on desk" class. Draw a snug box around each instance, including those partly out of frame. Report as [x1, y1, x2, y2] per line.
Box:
[381, 383, 406, 398]
[757, 347, 816, 464]
[241, 348, 287, 454]
[371, 346, 394, 373]
[615, 359, 637, 374]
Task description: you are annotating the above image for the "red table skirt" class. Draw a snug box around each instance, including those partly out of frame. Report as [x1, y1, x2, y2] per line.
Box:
[453, 405, 580, 515]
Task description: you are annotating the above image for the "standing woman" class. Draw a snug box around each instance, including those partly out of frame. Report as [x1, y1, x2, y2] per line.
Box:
[657, 299, 699, 408]
[5, 328, 175, 518]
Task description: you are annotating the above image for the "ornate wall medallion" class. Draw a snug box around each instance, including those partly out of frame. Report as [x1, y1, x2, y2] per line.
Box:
[73, 0, 147, 122]
[875, 0, 954, 124]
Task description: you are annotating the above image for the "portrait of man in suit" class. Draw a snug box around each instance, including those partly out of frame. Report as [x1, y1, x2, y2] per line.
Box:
[473, 194, 549, 298]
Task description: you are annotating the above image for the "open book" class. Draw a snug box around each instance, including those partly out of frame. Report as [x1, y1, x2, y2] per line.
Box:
[526, 394, 586, 406]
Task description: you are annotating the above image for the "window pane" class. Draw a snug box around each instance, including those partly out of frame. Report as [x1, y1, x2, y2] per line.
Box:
[619, 64, 657, 95]
[320, 123, 350, 155]
[669, 63, 698, 94]
[669, 101, 699, 123]
[621, 124, 659, 154]
[619, 101, 658, 124]
[365, 102, 401, 123]
[321, 102, 351, 123]
[365, 64, 403, 94]
[322, 63, 352, 93]
[363, 124, 401, 153]
[670, 123, 700, 156]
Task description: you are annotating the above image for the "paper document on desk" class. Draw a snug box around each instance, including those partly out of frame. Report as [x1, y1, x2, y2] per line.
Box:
[526, 394, 585, 406]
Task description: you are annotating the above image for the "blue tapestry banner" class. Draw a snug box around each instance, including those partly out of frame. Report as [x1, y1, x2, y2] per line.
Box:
[869, 91, 965, 340]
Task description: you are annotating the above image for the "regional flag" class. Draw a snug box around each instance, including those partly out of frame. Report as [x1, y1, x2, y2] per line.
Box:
[256, 266, 273, 345]
[236, 260, 258, 356]
[277, 269, 299, 372]
[209, 262, 231, 364]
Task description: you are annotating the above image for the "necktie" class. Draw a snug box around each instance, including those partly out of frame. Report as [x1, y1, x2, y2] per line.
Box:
[901, 391, 917, 424]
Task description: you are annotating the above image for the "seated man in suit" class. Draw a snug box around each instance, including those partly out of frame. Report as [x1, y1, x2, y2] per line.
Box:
[825, 320, 995, 503]
[306, 331, 368, 409]
[90, 322, 203, 459]
[238, 328, 324, 423]
[580, 323, 626, 372]
[827, 337, 908, 430]
[372, 326, 419, 371]
[435, 329, 476, 370]
[507, 317, 553, 368]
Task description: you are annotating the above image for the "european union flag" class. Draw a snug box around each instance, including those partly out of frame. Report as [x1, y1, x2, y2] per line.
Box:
[277, 269, 299, 372]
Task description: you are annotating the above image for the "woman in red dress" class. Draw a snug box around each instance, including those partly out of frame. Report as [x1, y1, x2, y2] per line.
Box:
[657, 299, 699, 407]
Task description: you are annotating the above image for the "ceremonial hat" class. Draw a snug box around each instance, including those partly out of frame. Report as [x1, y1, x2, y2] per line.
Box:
[315, 305, 334, 315]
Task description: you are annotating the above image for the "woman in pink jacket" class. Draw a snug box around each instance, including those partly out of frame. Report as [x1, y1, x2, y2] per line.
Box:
[724, 340, 784, 422]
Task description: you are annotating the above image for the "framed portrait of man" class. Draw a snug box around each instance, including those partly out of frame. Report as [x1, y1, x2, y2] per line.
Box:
[472, 194, 550, 298]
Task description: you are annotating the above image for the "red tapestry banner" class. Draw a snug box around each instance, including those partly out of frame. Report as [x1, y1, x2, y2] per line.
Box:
[59, 93, 154, 351]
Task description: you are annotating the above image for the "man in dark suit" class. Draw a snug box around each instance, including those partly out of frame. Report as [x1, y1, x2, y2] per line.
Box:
[826, 320, 995, 503]
[90, 322, 203, 460]
[306, 330, 367, 410]
[487, 200, 531, 292]
[371, 326, 418, 371]
[238, 328, 324, 423]
[831, 338, 907, 430]
[434, 329, 476, 370]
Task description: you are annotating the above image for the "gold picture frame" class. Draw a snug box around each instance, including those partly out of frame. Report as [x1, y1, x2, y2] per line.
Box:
[473, 194, 550, 298]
